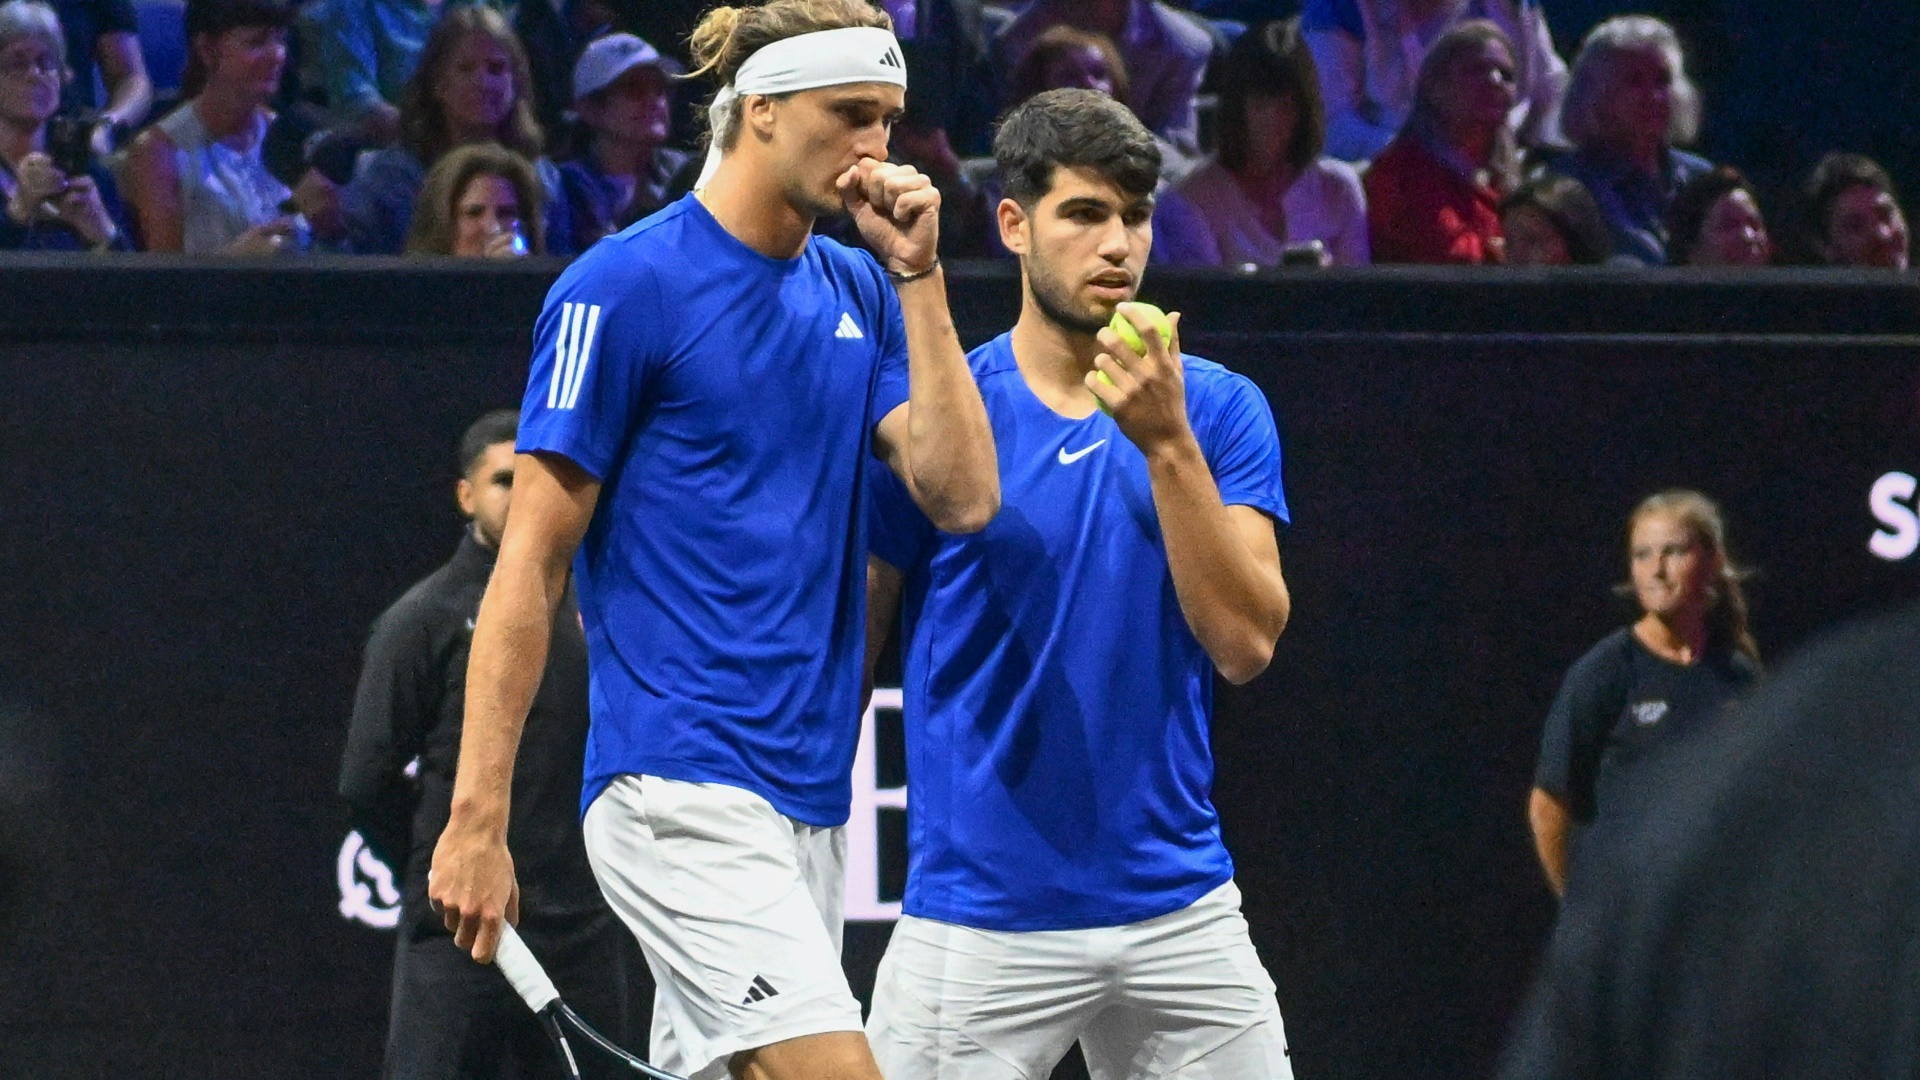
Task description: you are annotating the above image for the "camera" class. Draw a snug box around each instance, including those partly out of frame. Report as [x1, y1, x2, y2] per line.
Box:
[44, 112, 101, 179]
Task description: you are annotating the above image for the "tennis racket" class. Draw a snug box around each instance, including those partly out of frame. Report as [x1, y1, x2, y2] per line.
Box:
[493, 922, 688, 1080]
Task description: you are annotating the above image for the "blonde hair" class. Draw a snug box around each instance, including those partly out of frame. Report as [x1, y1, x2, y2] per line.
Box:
[400, 6, 543, 166]
[1407, 20, 1519, 194]
[1624, 489, 1759, 666]
[686, 0, 893, 151]
[1563, 16, 1701, 150]
[405, 142, 546, 256]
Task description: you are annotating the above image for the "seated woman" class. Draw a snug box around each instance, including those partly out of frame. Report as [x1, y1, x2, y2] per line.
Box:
[343, 6, 568, 255]
[1164, 19, 1369, 268]
[1003, 24, 1200, 182]
[0, 0, 130, 250]
[1499, 174, 1609, 265]
[1006, 24, 1129, 107]
[1362, 19, 1518, 264]
[124, 0, 307, 254]
[554, 33, 687, 252]
[1666, 165, 1769, 267]
[1547, 16, 1711, 265]
[405, 141, 544, 257]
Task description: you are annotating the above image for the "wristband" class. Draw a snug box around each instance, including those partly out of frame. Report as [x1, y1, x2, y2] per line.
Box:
[886, 259, 939, 284]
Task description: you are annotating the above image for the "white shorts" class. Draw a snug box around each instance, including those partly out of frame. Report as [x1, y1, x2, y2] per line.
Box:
[582, 775, 865, 1080]
[868, 880, 1292, 1080]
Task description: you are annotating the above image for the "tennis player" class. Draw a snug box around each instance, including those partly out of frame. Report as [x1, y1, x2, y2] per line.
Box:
[428, 1, 999, 1077]
[862, 88, 1295, 1079]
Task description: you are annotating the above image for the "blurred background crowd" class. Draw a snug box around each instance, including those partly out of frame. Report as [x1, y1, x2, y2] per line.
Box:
[0, 0, 1909, 270]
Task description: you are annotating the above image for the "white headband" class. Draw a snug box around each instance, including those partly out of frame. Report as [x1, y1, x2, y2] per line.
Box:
[696, 26, 907, 189]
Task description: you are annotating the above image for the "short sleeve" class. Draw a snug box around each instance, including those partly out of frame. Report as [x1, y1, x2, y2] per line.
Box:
[516, 258, 659, 480]
[869, 270, 910, 428]
[866, 452, 935, 573]
[1534, 640, 1628, 821]
[1198, 370, 1289, 524]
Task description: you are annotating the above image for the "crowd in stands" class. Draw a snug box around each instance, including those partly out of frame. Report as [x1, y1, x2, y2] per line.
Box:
[0, 0, 1909, 271]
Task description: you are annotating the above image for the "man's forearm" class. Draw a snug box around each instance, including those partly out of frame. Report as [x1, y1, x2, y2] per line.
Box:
[447, 555, 565, 831]
[102, 75, 152, 130]
[1147, 436, 1288, 684]
[897, 269, 998, 532]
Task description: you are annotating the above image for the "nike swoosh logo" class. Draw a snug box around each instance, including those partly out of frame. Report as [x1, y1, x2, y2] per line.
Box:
[1057, 440, 1108, 465]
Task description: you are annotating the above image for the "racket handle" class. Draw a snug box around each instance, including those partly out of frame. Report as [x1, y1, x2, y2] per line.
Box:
[494, 922, 561, 1013]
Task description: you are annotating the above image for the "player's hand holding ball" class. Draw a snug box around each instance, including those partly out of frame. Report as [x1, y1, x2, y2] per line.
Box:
[1090, 302, 1191, 453]
[839, 158, 940, 280]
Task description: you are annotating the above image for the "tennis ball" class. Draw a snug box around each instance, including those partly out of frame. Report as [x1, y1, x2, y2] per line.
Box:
[1109, 302, 1173, 355]
[1092, 368, 1117, 415]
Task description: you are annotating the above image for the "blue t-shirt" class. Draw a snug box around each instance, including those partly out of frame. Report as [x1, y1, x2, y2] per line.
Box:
[869, 332, 1288, 931]
[518, 194, 911, 826]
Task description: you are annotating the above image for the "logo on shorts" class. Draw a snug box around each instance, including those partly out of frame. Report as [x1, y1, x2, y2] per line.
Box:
[740, 975, 780, 1006]
[1631, 700, 1670, 727]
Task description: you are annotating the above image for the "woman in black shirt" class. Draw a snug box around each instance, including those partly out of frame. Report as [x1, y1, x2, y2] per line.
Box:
[1529, 490, 1760, 896]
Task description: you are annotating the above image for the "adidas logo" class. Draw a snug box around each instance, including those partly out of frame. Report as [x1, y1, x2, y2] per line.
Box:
[878, 47, 903, 69]
[835, 312, 864, 340]
[741, 975, 780, 1005]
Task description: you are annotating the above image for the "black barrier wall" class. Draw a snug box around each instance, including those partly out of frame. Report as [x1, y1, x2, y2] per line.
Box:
[1, 259, 1916, 1078]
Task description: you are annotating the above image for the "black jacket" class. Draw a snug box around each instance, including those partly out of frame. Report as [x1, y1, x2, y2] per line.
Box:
[340, 530, 604, 929]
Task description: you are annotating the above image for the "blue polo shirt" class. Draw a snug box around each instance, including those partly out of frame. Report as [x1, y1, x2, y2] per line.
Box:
[518, 194, 911, 826]
[871, 332, 1288, 930]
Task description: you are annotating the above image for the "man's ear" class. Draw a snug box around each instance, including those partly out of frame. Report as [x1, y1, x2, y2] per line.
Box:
[743, 92, 779, 144]
[997, 197, 1031, 256]
[456, 477, 476, 519]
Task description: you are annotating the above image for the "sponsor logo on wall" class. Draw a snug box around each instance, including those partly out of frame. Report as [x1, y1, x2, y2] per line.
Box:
[1870, 471, 1919, 562]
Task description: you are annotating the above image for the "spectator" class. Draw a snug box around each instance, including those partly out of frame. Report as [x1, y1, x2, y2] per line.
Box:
[1362, 19, 1515, 264]
[1667, 165, 1768, 267]
[1806, 152, 1910, 271]
[0, 0, 128, 249]
[341, 6, 570, 255]
[123, 0, 304, 253]
[1548, 16, 1710, 266]
[1500, 174, 1607, 265]
[52, 0, 152, 145]
[315, 0, 428, 145]
[1301, 0, 1565, 162]
[553, 32, 683, 251]
[1166, 18, 1369, 267]
[998, 0, 1214, 155]
[1006, 24, 1128, 107]
[405, 140, 542, 256]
